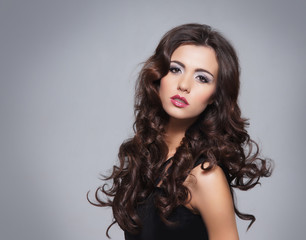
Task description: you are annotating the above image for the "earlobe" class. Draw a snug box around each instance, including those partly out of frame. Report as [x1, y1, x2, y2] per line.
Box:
[208, 98, 215, 105]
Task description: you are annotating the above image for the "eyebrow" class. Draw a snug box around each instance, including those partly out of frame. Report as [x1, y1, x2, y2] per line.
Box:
[171, 60, 215, 78]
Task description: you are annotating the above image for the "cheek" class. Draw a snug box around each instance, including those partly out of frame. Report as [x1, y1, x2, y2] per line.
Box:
[194, 88, 215, 106]
[159, 78, 165, 92]
[159, 77, 170, 95]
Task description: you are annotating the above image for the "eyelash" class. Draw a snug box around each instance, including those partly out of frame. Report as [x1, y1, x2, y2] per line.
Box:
[196, 75, 210, 83]
[169, 67, 182, 74]
[169, 65, 211, 83]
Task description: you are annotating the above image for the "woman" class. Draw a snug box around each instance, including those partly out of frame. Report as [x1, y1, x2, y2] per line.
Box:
[90, 23, 272, 240]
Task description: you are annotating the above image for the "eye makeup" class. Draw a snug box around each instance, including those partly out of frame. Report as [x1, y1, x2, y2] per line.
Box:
[169, 62, 183, 74]
[169, 60, 214, 83]
[194, 72, 213, 83]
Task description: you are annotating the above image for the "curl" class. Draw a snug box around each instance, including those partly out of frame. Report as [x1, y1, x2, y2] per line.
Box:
[88, 23, 273, 237]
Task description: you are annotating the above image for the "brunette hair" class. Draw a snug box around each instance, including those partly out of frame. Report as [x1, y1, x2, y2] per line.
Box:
[89, 23, 272, 237]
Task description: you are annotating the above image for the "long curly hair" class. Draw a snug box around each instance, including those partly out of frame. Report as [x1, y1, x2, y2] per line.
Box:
[89, 23, 272, 237]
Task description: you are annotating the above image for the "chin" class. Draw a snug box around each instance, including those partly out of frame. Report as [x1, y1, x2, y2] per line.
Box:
[165, 111, 199, 122]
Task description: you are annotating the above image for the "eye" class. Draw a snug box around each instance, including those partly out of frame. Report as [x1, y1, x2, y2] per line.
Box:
[169, 67, 182, 74]
[196, 74, 210, 83]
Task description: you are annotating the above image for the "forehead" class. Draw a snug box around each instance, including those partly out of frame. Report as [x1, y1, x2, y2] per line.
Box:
[171, 44, 218, 75]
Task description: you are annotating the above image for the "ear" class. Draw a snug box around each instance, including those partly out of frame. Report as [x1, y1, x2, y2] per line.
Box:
[208, 96, 215, 105]
[208, 91, 216, 105]
[209, 99, 219, 108]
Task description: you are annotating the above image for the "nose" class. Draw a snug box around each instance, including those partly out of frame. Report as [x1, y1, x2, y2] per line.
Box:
[177, 74, 191, 93]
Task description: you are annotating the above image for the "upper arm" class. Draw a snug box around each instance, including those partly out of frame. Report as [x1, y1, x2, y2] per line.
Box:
[185, 164, 239, 240]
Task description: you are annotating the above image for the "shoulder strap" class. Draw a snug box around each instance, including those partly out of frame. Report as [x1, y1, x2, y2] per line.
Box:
[154, 157, 173, 187]
[193, 157, 206, 168]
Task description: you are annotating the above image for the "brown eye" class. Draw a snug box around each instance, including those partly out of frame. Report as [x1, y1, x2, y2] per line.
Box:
[196, 75, 210, 83]
[169, 67, 181, 74]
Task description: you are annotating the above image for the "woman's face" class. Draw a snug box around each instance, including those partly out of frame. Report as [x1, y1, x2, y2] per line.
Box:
[159, 44, 218, 122]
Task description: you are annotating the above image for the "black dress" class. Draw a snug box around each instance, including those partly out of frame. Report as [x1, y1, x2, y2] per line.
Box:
[124, 158, 209, 240]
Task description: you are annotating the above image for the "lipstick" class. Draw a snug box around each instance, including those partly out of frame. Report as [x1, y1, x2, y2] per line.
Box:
[170, 95, 189, 108]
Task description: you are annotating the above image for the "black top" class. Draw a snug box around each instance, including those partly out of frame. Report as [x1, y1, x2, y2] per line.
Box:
[124, 157, 209, 240]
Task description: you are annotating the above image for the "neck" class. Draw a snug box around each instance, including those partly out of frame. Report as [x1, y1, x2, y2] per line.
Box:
[164, 117, 195, 159]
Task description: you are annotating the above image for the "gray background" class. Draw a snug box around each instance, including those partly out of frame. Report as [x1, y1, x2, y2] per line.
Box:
[1, 0, 305, 239]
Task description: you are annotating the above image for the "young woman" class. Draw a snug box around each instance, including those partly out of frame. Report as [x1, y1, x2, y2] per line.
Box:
[90, 23, 272, 240]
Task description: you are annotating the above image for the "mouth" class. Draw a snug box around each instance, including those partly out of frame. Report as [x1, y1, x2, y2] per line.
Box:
[170, 95, 189, 108]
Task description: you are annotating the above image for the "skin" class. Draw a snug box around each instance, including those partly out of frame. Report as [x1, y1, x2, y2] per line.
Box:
[159, 44, 218, 158]
[159, 44, 239, 240]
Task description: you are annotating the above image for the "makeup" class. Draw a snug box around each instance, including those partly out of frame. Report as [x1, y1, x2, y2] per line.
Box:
[170, 95, 189, 108]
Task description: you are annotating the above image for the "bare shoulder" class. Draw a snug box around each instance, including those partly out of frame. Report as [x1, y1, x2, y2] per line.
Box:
[186, 163, 229, 193]
[184, 163, 239, 240]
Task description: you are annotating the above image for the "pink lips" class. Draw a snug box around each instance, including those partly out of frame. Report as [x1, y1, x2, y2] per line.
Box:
[170, 95, 189, 108]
